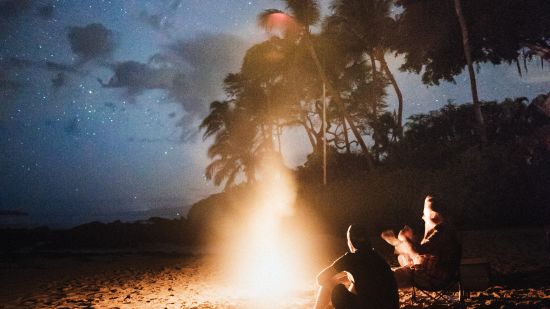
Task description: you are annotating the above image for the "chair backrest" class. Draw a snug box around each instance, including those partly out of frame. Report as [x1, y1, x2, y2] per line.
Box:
[419, 234, 462, 291]
[450, 241, 463, 277]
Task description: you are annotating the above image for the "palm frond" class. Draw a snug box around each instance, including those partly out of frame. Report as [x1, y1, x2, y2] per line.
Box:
[286, 0, 320, 26]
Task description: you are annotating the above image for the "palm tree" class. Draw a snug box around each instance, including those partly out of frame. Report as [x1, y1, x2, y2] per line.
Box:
[200, 70, 279, 189]
[200, 38, 305, 188]
[200, 99, 257, 189]
[328, 0, 405, 138]
[318, 32, 389, 155]
[240, 36, 317, 156]
[453, 0, 487, 145]
[258, 0, 375, 169]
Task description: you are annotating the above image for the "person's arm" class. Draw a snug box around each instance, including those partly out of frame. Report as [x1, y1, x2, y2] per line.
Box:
[416, 226, 444, 255]
[316, 265, 348, 286]
[395, 237, 422, 263]
[314, 265, 349, 309]
[398, 225, 414, 242]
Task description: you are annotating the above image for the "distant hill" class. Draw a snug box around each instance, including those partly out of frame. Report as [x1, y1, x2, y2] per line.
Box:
[0, 203, 192, 229]
[124, 205, 192, 221]
[0, 210, 28, 216]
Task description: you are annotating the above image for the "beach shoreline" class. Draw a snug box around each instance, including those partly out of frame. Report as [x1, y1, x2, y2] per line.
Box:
[1, 227, 548, 308]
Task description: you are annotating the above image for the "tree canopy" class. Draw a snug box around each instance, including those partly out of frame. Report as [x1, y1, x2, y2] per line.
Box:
[200, 0, 550, 194]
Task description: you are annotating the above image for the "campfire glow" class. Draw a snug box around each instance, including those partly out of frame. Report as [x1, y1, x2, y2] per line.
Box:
[222, 158, 313, 300]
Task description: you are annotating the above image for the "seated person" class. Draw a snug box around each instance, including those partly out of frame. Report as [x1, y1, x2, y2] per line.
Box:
[314, 224, 399, 309]
[385, 195, 461, 290]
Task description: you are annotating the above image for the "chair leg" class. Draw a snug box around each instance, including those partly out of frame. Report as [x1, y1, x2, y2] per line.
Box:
[410, 281, 465, 306]
[458, 281, 466, 308]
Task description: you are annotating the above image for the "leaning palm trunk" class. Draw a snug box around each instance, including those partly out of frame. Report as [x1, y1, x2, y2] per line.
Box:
[342, 113, 351, 153]
[454, 0, 487, 145]
[304, 33, 375, 169]
[301, 116, 318, 150]
[375, 49, 404, 138]
[339, 20, 405, 139]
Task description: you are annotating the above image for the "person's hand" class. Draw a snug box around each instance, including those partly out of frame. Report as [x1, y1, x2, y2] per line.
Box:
[398, 225, 414, 241]
[395, 239, 413, 255]
[381, 230, 399, 246]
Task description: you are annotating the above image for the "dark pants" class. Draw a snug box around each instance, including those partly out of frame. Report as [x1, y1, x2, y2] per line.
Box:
[331, 284, 359, 309]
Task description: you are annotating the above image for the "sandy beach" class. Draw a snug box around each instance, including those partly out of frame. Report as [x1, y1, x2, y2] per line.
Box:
[1, 227, 549, 308]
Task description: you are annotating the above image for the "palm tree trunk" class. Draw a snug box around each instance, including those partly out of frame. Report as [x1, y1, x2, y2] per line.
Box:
[338, 22, 405, 139]
[302, 121, 317, 150]
[376, 49, 404, 138]
[342, 113, 351, 153]
[304, 114, 320, 150]
[368, 51, 379, 116]
[369, 51, 378, 76]
[276, 124, 282, 153]
[454, 0, 487, 145]
[303, 33, 375, 169]
[265, 89, 276, 152]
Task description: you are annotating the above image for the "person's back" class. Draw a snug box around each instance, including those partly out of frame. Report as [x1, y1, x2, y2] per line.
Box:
[333, 249, 399, 309]
[315, 224, 399, 309]
[414, 222, 461, 289]
[391, 195, 462, 290]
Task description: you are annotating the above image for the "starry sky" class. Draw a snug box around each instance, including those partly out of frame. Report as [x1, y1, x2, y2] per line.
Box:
[1, 0, 548, 226]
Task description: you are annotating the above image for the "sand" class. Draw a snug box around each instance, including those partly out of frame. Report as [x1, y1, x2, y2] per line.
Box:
[1, 227, 549, 308]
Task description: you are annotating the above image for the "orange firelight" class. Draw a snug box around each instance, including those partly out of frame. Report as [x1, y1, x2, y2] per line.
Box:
[220, 157, 314, 300]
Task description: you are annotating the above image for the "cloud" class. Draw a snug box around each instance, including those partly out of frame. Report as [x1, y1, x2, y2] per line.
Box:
[98, 60, 182, 95]
[51, 72, 66, 90]
[139, 11, 173, 31]
[2, 57, 33, 69]
[0, 76, 21, 98]
[163, 33, 249, 113]
[0, 0, 33, 37]
[36, 3, 54, 19]
[1, 57, 82, 91]
[104, 102, 116, 112]
[138, 0, 182, 32]
[167, 0, 183, 11]
[45, 61, 79, 73]
[0, 0, 33, 18]
[98, 59, 197, 141]
[100, 32, 249, 141]
[67, 23, 117, 63]
[64, 117, 81, 135]
[2, 56, 78, 73]
[126, 136, 181, 143]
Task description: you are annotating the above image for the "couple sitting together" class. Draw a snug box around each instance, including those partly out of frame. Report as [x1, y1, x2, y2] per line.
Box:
[314, 195, 461, 309]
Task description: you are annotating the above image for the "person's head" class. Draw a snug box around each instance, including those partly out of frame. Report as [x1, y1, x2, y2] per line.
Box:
[346, 224, 371, 253]
[422, 195, 446, 225]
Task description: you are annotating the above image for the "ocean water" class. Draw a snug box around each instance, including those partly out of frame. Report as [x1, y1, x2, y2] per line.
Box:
[0, 198, 191, 229]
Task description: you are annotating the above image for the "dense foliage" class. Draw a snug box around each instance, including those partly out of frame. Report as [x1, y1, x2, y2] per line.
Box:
[194, 95, 550, 236]
[195, 0, 550, 236]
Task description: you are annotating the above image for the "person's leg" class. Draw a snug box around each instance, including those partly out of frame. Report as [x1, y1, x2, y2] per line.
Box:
[314, 273, 351, 309]
[314, 285, 332, 309]
[393, 266, 413, 289]
[331, 284, 357, 309]
[398, 254, 413, 267]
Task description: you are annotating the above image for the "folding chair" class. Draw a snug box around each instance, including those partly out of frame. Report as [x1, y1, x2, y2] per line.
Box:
[410, 257, 491, 308]
[411, 270, 466, 308]
[410, 243, 466, 307]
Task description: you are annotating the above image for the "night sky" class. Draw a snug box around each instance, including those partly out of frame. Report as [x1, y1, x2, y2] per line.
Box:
[1, 0, 548, 227]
